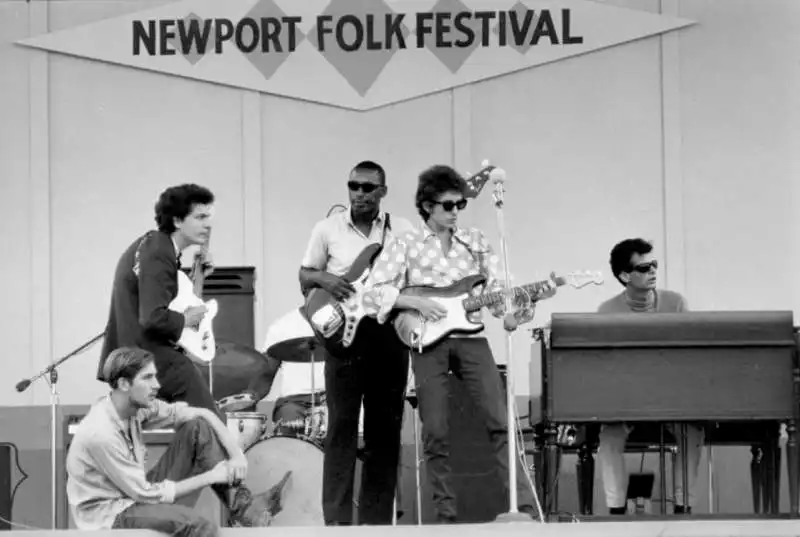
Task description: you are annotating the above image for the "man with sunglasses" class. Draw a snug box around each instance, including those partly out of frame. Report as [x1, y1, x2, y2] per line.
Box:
[298, 160, 414, 526]
[596, 238, 703, 515]
[360, 165, 552, 523]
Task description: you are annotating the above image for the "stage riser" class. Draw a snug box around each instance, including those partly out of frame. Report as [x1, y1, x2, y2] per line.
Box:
[5, 520, 800, 537]
[0, 400, 790, 530]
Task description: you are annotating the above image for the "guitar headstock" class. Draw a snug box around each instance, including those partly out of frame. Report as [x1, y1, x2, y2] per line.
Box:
[466, 160, 506, 208]
[463, 162, 496, 199]
[558, 270, 604, 289]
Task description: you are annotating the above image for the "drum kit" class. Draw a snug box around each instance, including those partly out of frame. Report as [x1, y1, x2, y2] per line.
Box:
[207, 307, 417, 526]
[213, 307, 330, 526]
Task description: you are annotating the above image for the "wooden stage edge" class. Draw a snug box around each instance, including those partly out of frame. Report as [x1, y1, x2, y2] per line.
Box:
[8, 520, 800, 537]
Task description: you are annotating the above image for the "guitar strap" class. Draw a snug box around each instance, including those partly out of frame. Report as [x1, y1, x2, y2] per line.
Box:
[381, 213, 391, 248]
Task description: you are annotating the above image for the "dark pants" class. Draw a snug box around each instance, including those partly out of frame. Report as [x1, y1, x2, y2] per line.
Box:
[413, 337, 534, 522]
[322, 323, 409, 525]
[153, 346, 224, 423]
[112, 418, 231, 537]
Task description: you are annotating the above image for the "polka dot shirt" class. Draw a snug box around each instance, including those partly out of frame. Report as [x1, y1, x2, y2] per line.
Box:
[362, 223, 535, 327]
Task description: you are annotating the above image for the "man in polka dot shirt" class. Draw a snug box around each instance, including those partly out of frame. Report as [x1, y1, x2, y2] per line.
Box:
[362, 165, 551, 523]
[298, 160, 415, 526]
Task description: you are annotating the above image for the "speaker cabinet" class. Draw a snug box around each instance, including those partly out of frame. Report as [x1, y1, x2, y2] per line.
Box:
[184, 266, 256, 347]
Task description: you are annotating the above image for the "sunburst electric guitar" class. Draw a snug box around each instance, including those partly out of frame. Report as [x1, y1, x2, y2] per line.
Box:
[168, 249, 218, 362]
[393, 271, 604, 351]
[304, 165, 498, 356]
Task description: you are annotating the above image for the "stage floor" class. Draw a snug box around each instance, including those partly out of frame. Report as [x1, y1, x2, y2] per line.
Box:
[8, 520, 800, 537]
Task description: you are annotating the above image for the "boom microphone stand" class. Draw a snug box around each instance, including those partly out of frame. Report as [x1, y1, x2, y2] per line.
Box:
[487, 162, 544, 524]
[15, 331, 105, 530]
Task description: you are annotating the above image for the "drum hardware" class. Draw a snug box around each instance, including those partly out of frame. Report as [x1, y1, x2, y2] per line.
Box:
[226, 412, 268, 452]
[404, 361, 423, 526]
[265, 307, 328, 445]
[218, 392, 258, 413]
[264, 308, 323, 364]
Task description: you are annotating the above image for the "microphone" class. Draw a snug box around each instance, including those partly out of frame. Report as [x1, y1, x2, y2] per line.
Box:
[490, 166, 506, 185]
[16, 379, 31, 392]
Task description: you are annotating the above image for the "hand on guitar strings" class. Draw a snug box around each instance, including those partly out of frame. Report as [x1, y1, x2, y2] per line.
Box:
[197, 249, 215, 278]
[499, 287, 537, 331]
[318, 272, 355, 301]
[406, 295, 447, 323]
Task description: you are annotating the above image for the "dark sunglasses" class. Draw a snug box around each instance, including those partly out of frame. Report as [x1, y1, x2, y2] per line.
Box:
[631, 260, 658, 273]
[435, 199, 468, 212]
[348, 181, 380, 194]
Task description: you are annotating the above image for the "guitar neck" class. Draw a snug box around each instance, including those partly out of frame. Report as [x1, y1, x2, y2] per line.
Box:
[463, 278, 560, 312]
[191, 255, 205, 298]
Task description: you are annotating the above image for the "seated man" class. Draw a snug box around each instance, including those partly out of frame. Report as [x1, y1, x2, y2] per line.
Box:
[67, 346, 291, 536]
[270, 356, 328, 435]
[597, 238, 704, 515]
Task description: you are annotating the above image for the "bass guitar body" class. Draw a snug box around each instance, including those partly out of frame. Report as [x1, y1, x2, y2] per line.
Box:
[304, 243, 383, 356]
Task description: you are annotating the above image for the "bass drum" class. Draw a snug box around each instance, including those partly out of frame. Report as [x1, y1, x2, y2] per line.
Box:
[244, 436, 325, 526]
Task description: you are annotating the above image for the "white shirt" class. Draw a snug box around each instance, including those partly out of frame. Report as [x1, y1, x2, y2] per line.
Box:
[301, 208, 414, 277]
[273, 362, 326, 398]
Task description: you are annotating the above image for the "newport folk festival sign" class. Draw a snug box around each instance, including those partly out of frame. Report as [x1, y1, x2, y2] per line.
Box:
[17, 0, 693, 110]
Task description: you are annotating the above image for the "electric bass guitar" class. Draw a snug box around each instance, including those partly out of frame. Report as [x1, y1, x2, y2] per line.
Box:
[304, 243, 383, 356]
[168, 247, 218, 362]
[304, 165, 498, 356]
[393, 271, 604, 351]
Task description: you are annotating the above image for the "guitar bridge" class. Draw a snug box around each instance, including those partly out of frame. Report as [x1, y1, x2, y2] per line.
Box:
[310, 304, 344, 338]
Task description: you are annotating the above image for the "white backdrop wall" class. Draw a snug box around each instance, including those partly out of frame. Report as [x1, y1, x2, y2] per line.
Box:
[1, 0, 799, 410]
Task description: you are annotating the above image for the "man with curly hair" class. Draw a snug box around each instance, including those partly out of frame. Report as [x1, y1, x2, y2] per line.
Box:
[361, 165, 554, 523]
[96, 184, 220, 418]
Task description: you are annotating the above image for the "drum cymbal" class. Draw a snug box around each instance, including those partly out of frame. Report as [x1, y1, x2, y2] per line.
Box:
[264, 307, 324, 363]
[266, 337, 323, 363]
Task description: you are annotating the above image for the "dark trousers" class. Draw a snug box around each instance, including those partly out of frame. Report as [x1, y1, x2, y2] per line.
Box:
[322, 324, 409, 525]
[152, 346, 225, 423]
[412, 337, 534, 522]
[112, 418, 232, 537]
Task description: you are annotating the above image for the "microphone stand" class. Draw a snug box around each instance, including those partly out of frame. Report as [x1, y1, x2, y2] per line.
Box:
[487, 162, 543, 524]
[15, 331, 105, 530]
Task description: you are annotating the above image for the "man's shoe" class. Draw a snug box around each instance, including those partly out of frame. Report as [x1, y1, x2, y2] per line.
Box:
[230, 471, 293, 527]
[518, 505, 539, 520]
[673, 505, 692, 515]
[609, 506, 627, 515]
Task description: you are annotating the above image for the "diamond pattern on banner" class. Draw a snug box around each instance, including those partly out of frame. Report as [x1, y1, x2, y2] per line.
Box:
[243, 0, 307, 80]
[307, 0, 411, 96]
[493, 1, 540, 55]
[167, 13, 212, 65]
[419, 0, 483, 74]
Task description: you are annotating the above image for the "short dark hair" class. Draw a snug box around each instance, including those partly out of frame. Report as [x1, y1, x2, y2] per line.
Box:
[103, 347, 155, 389]
[351, 160, 386, 184]
[609, 238, 654, 286]
[415, 165, 467, 221]
[154, 184, 215, 233]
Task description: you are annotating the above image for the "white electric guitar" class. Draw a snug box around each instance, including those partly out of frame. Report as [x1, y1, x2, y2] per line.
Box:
[168, 250, 218, 362]
[393, 271, 605, 351]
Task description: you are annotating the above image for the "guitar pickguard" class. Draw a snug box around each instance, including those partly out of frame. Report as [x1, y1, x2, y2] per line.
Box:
[309, 267, 371, 348]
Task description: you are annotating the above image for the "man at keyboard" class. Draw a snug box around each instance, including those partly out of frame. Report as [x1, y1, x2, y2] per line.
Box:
[68, 347, 290, 535]
[596, 238, 704, 515]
